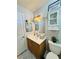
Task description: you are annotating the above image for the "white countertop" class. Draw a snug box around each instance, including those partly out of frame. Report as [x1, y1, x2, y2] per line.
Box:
[26, 32, 46, 45]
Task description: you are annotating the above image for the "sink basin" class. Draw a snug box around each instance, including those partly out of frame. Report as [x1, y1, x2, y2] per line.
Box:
[34, 31, 45, 39]
[27, 32, 46, 45]
[40, 33, 45, 39]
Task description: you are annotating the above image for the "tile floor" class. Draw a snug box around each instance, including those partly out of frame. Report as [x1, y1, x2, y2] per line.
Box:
[17, 50, 36, 59]
[17, 49, 61, 59]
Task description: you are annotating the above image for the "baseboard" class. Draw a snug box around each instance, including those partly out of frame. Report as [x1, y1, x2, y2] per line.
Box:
[17, 49, 27, 57]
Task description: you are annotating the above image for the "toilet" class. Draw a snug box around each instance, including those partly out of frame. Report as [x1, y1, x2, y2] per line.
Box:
[46, 40, 61, 59]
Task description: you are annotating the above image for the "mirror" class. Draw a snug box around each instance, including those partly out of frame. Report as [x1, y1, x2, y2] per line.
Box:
[35, 23, 39, 31]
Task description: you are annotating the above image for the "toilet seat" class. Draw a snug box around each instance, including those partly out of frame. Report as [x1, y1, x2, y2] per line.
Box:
[46, 52, 59, 59]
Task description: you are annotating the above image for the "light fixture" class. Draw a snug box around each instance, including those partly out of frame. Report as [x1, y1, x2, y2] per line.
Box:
[34, 15, 42, 22]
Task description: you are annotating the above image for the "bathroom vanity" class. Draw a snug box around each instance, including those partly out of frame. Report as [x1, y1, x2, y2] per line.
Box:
[27, 32, 46, 59]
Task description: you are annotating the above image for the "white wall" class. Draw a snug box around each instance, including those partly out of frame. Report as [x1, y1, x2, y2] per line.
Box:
[17, 5, 33, 35]
[33, 0, 61, 43]
[17, 5, 33, 36]
[17, 5, 33, 55]
[17, 5, 33, 20]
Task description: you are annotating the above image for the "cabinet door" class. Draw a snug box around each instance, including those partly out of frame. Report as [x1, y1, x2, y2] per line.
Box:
[48, 0, 60, 30]
[48, 11, 58, 26]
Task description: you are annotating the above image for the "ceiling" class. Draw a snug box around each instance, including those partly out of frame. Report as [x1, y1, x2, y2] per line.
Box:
[17, 0, 48, 12]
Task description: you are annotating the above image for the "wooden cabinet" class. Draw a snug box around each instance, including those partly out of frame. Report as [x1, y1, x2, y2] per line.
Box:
[27, 38, 46, 59]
